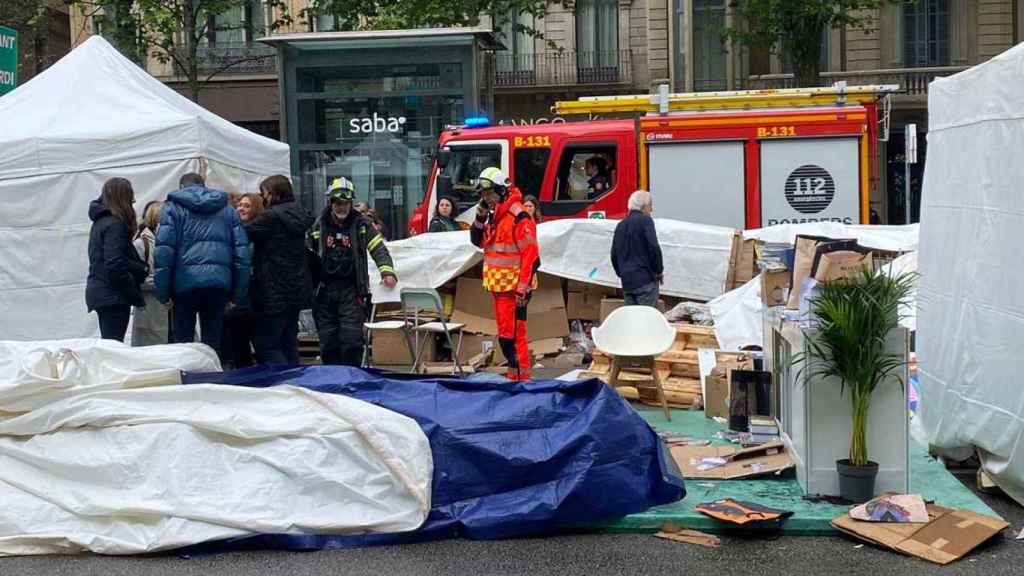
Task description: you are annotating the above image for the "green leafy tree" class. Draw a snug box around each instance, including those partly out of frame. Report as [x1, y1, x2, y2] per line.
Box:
[72, 0, 290, 101]
[0, 0, 49, 81]
[302, 0, 563, 45]
[725, 0, 888, 88]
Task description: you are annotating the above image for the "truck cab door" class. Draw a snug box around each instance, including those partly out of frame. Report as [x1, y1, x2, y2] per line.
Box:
[541, 140, 624, 219]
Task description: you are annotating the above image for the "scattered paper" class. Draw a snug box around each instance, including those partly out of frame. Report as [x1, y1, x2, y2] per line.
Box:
[854, 544, 864, 549]
[694, 499, 793, 525]
[1016, 527, 1024, 540]
[694, 457, 728, 472]
[850, 494, 929, 524]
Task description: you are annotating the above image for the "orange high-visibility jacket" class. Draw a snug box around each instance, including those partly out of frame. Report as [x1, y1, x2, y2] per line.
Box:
[470, 187, 539, 294]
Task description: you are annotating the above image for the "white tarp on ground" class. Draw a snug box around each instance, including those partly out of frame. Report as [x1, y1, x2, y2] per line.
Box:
[744, 222, 919, 252]
[371, 218, 737, 302]
[917, 43, 1024, 505]
[0, 340, 432, 556]
[0, 37, 290, 341]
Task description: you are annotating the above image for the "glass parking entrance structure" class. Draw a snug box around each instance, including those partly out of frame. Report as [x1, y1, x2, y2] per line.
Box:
[267, 29, 499, 237]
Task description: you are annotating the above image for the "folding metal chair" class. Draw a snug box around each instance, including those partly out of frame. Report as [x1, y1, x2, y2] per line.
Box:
[401, 288, 465, 376]
[362, 303, 417, 369]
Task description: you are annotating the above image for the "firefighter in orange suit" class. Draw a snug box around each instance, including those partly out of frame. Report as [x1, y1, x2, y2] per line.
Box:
[470, 167, 540, 381]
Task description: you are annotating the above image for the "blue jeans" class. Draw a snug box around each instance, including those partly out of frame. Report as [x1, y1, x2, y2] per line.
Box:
[173, 288, 229, 353]
[254, 308, 301, 365]
[624, 281, 660, 307]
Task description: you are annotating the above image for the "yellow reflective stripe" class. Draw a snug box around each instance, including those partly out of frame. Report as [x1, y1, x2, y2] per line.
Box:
[311, 230, 321, 239]
[367, 234, 384, 251]
[378, 265, 395, 273]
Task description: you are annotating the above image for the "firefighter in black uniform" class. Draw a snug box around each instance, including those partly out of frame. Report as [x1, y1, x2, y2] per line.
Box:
[306, 177, 397, 366]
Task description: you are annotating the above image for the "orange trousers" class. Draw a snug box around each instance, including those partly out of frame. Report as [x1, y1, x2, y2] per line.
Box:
[494, 291, 530, 381]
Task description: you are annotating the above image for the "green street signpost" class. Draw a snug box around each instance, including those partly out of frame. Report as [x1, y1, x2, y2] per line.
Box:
[0, 26, 18, 96]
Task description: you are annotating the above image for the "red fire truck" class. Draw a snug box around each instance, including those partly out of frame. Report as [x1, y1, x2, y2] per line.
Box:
[409, 83, 896, 235]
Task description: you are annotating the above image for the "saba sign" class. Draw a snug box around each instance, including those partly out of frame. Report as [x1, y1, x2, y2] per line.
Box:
[347, 113, 407, 135]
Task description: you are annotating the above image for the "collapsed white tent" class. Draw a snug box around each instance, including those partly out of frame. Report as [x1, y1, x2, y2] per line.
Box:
[917, 43, 1024, 505]
[0, 37, 290, 340]
[0, 340, 432, 555]
[370, 218, 738, 303]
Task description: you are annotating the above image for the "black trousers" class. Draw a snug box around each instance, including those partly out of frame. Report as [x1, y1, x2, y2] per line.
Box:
[254, 308, 301, 366]
[313, 282, 367, 366]
[97, 305, 131, 342]
[221, 310, 256, 369]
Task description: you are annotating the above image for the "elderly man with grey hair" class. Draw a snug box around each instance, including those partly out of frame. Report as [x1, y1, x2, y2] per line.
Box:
[610, 190, 664, 307]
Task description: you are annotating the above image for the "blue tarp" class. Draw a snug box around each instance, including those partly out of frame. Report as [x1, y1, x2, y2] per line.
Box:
[180, 366, 685, 551]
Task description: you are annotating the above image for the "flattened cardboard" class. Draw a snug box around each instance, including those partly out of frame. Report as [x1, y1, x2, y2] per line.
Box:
[372, 329, 430, 365]
[704, 366, 731, 420]
[761, 270, 791, 307]
[450, 273, 569, 341]
[814, 251, 874, 283]
[671, 441, 794, 480]
[832, 505, 1009, 565]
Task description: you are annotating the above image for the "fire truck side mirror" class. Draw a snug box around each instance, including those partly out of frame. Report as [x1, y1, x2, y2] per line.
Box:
[436, 147, 452, 169]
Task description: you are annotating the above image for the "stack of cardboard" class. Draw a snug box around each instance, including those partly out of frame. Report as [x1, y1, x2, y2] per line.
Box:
[583, 324, 747, 410]
[566, 281, 617, 322]
[450, 273, 570, 367]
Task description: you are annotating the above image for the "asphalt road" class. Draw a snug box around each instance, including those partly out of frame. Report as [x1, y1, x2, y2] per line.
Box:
[4, 473, 1021, 576]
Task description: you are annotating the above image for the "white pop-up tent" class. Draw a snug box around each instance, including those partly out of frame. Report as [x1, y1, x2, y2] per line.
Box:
[918, 43, 1024, 504]
[0, 37, 289, 340]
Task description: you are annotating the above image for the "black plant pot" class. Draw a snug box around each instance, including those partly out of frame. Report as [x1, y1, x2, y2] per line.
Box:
[836, 459, 879, 503]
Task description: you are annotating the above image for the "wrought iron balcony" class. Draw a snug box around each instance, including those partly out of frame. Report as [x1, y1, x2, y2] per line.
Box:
[746, 65, 969, 96]
[494, 50, 634, 89]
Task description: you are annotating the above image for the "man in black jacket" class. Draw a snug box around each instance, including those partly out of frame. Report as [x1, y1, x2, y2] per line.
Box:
[245, 175, 314, 365]
[306, 177, 397, 366]
[611, 190, 664, 307]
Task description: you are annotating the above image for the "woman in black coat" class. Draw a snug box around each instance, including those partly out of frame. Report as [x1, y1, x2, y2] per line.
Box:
[86, 178, 149, 341]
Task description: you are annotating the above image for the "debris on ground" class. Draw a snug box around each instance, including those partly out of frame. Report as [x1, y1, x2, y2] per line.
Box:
[655, 522, 721, 548]
[832, 504, 1009, 565]
[694, 499, 793, 525]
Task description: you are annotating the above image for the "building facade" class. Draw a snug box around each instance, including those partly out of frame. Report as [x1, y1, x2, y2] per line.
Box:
[69, 1, 1024, 228]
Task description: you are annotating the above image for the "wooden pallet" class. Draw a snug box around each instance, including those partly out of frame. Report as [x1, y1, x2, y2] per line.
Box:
[584, 323, 745, 409]
[298, 336, 320, 366]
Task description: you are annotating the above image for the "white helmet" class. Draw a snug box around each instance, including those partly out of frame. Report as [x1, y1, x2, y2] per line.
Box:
[475, 167, 510, 191]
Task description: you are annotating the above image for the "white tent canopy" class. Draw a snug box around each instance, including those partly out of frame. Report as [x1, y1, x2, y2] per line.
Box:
[918, 43, 1024, 505]
[0, 37, 290, 340]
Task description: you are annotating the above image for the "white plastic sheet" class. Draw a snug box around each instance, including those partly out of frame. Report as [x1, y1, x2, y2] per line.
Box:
[917, 43, 1024, 505]
[0, 38, 290, 341]
[0, 340, 432, 555]
[372, 218, 737, 302]
[744, 222, 919, 252]
[709, 275, 764, 352]
[0, 339, 219, 414]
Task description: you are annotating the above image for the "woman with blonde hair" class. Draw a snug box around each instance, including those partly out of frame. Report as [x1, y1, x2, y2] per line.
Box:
[221, 192, 265, 367]
[130, 200, 168, 346]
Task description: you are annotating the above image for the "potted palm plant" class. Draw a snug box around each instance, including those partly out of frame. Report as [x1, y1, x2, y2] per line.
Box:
[800, 268, 915, 503]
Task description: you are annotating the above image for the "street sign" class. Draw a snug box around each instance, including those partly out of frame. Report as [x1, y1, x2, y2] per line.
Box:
[0, 26, 17, 96]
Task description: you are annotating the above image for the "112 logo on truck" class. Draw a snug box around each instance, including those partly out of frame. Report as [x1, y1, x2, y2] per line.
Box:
[784, 165, 836, 214]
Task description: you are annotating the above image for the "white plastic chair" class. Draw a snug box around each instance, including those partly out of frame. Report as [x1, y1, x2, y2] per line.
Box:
[592, 305, 675, 421]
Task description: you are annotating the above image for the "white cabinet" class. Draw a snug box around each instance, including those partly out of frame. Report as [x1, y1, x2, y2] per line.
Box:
[764, 311, 910, 497]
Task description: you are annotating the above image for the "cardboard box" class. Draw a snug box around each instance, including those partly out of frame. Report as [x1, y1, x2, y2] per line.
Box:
[451, 273, 570, 342]
[567, 291, 603, 321]
[670, 441, 794, 480]
[457, 333, 504, 364]
[832, 505, 1009, 565]
[813, 250, 874, 283]
[372, 329, 434, 366]
[567, 280, 619, 296]
[599, 297, 667, 322]
[704, 366, 731, 420]
[761, 270, 791, 308]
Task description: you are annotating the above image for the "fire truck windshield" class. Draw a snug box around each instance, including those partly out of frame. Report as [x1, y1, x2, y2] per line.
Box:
[441, 145, 501, 205]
